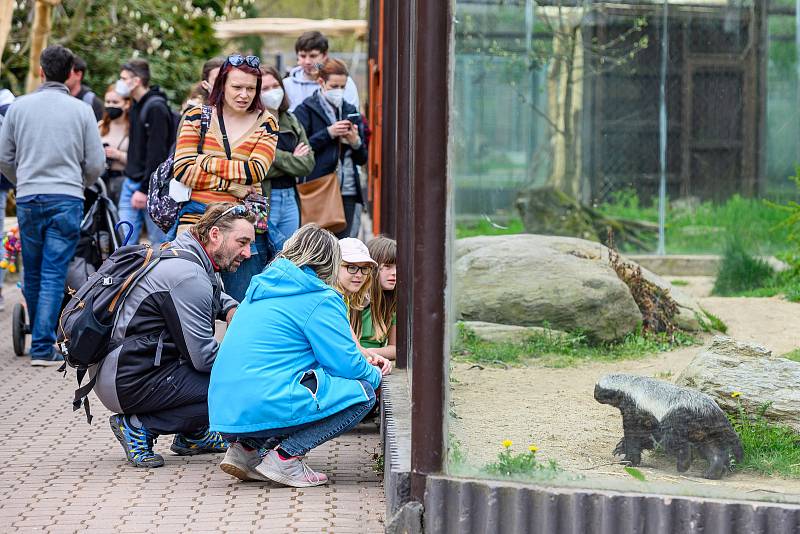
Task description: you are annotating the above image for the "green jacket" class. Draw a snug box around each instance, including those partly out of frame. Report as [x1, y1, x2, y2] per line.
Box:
[264, 110, 315, 185]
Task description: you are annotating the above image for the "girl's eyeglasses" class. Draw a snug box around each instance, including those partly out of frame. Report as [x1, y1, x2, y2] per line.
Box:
[227, 54, 261, 69]
[343, 264, 373, 275]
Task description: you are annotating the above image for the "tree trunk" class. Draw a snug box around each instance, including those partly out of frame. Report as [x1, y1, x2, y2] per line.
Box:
[546, 21, 584, 199]
[0, 0, 14, 72]
[26, 0, 61, 94]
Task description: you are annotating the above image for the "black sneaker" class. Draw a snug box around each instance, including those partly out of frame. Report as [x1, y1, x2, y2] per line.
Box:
[170, 429, 228, 456]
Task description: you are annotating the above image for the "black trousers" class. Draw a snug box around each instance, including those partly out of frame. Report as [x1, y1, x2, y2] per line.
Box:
[126, 363, 210, 436]
[336, 195, 360, 239]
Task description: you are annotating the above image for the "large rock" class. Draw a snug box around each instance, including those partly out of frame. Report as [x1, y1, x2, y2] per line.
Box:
[454, 235, 642, 341]
[677, 336, 800, 433]
[459, 321, 567, 344]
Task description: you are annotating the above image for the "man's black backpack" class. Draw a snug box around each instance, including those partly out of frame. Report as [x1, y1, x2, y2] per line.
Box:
[140, 94, 182, 148]
[57, 242, 201, 423]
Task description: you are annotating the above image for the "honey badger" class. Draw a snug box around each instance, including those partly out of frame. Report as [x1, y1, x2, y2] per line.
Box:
[594, 374, 743, 479]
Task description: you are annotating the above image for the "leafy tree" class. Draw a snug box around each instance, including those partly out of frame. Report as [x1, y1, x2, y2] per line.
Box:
[1, 0, 255, 104]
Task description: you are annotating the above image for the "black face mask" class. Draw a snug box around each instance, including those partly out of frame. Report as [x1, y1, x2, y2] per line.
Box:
[105, 106, 123, 120]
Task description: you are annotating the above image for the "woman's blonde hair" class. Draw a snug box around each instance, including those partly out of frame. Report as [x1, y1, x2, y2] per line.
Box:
[278, 223, 340, 286]
[365, 236, 397, 342]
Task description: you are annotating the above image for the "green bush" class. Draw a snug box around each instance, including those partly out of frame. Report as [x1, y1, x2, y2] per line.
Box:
[712, 241, 776, 296]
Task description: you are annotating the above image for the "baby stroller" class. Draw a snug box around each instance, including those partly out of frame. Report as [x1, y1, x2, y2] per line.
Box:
[12, 178, 131, 356]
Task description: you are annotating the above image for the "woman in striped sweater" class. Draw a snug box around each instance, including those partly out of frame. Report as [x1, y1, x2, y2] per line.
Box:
[173, 54, 279, 301]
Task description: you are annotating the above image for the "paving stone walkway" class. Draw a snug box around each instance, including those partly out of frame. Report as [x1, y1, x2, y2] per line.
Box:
[0, 287, 386, 533]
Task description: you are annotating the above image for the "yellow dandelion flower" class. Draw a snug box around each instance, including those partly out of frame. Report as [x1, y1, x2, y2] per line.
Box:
[502, 439, 513, 448]
[529, 445, 539, 453]
[731, 391, 741, 398]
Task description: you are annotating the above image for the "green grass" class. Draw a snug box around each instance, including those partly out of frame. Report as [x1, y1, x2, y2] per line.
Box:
[696, 307, 729, 334]
[455, 217, 525, 239]
[483, 442, 560, 480]
[597, 192, 791, 255]
[671, 279, 689, 286]
[782, 348, 800, 362]
[452, 323, 697, 368]
[730, 401, 800, 478]
[455, 191, 793, 255]
[712, 241, 776, 296]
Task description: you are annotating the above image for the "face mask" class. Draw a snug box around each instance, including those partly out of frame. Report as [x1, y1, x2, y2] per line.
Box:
[105, 106, 123, 120]
[323, 88, 344, 108]
[114, 79, 131, 98]
[260, 88, 284, 110]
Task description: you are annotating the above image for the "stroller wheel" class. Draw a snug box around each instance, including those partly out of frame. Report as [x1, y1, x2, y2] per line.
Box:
[12, 302, 27, 356]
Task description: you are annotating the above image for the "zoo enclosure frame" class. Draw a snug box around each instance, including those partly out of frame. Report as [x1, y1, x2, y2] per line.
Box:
[372, 0, 800, 531]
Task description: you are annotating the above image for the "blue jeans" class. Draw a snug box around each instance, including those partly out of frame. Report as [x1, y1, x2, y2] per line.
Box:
[118, 178, 168, 245]
[268, 187, 299, 251]
[220, 232, 274, 302]
[17, 196, 83, 359]
[223, 380, 376, 456]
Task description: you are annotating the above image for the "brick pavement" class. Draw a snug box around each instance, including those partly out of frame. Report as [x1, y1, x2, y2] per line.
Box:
[0, 287, 386, 533]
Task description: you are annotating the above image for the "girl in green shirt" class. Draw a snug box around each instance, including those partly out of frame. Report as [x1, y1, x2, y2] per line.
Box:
[356, 236, 397, 360]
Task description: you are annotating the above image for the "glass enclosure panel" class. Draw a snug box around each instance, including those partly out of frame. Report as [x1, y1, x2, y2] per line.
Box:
[448, 0, 800, 503]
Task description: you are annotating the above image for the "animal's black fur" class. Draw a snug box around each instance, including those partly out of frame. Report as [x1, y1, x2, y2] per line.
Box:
[594, 374, 743, 479]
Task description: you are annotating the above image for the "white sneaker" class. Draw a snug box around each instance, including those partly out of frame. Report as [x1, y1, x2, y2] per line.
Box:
[255, 449, 329, 487]
[219, 442, 268, 482]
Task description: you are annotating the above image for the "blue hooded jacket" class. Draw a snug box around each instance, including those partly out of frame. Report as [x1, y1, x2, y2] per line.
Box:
[208, 258, 382, 434]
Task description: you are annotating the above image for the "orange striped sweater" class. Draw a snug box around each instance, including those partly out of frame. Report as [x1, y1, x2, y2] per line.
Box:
[172, 105, 278, 206]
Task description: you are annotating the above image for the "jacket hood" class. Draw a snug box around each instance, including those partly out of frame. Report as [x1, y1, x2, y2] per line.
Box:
[289, 65, 320, 87]
[248, 257, 332, 302]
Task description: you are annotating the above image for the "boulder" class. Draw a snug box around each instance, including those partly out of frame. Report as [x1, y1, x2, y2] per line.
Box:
[677, 336, 800, 433]
[459, 321, 567, 344]
[454, 235, 642, 341]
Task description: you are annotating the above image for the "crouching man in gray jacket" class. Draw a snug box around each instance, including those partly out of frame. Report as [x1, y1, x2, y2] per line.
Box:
[96, 203, 255, 467]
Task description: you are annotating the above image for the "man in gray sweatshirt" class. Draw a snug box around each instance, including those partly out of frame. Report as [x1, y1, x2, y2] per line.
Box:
[0, 44, 105, 366]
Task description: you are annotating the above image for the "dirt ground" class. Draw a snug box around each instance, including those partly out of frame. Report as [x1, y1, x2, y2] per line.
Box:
[449, 276, 800, 503]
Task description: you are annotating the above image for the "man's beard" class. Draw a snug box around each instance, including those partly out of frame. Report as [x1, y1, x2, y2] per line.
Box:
[213, 242, 245, 272]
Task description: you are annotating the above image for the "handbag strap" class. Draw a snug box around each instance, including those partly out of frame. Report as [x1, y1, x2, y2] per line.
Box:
[198, 105, 212, 155]
[216, 108, 233, 159]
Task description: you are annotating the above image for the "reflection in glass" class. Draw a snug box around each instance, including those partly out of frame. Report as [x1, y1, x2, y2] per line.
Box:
[448, 0, 800, 503]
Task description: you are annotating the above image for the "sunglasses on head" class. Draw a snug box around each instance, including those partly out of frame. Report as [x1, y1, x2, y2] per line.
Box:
[208, 204, 249, 229]
[226, 54, 261, 69]
[343, 264, 373, 275]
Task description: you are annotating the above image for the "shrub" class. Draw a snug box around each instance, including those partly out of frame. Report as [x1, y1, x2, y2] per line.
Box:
[712, 241, 775, 296]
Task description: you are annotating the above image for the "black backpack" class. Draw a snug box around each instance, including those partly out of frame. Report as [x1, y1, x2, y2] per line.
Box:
[140, 94, 181, 148]
[57, 242, 202, 423]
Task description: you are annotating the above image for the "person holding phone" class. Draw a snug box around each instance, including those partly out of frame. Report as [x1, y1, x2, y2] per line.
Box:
[293, 59, 367, 239]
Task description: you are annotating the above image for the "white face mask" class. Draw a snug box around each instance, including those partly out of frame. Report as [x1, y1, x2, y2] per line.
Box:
[323, 88, 344, 108]
[260, 88, 284, 110]
[114, 79, 131, 98]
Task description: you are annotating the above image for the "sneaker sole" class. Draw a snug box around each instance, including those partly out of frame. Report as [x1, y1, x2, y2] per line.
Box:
[255, 464, 328, 488]
[170, 444, 228, 456]
[220, 461, 268, 482]
[109, 416, 164, 468]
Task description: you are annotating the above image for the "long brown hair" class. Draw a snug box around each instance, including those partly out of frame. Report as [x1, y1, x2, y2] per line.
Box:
[98, 83, 130, 137]
[365, 236, 397, 342]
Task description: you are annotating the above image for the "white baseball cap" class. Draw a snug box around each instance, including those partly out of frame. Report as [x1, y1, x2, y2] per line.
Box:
[339, 238, 377, 266]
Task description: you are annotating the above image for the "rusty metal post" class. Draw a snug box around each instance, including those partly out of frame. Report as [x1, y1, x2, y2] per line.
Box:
[409, 0, 451, 502]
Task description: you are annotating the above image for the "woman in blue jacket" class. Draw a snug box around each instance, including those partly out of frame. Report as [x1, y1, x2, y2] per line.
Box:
[209, 223, 391, 487]
[293, 58, 367, 239]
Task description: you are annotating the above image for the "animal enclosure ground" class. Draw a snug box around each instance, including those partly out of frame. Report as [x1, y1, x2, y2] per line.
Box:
[449, 279, 800, 502]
